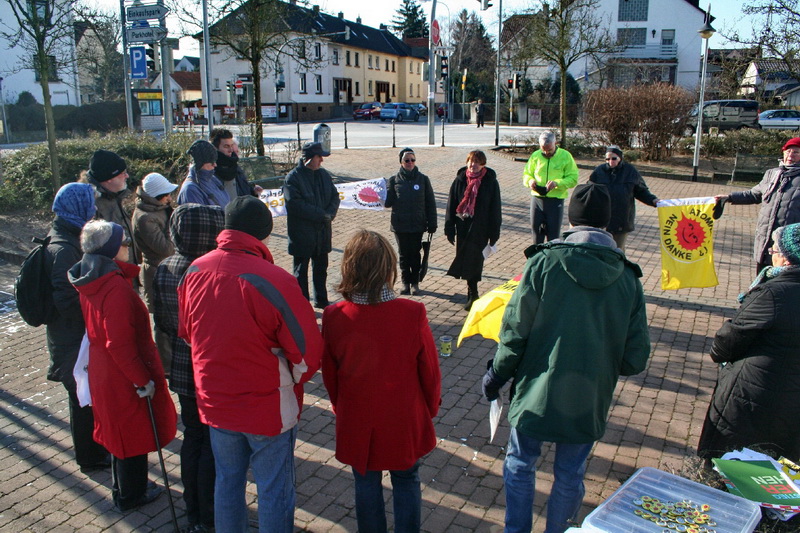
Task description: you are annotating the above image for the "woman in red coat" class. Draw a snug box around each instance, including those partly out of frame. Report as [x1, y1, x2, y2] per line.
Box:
[321, 229, 441, 533]
[69, 220, 177, 512]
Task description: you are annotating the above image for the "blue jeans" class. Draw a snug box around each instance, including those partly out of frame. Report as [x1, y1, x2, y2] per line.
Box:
[210, 426, 297, 533]
[352, 461, 421, 533]
[503, 428, 593, 533]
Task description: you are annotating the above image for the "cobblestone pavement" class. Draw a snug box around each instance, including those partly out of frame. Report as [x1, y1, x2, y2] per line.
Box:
[0, 146, 760, 532]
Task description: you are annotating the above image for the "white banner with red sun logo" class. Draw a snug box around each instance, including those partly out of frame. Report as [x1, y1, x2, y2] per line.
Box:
[259, 178, 387, 218]
[657, 196, 719, 290]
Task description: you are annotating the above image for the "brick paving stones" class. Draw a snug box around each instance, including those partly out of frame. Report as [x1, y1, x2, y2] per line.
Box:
[0, 145, 760, 531]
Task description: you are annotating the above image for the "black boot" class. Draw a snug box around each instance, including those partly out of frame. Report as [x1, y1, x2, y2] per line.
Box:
[464, 281, 479, 311]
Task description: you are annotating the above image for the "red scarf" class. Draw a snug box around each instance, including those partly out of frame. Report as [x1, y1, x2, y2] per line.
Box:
[456, 167, 487, 218]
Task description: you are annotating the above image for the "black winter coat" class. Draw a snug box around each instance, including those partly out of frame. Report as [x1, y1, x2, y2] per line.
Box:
[385, 168, 437, 234]
[588, 162, 657, 234]
[284, 160, 340, 258]
[697, 268, 800, 461]
[444, 167, 502, 281]
[44, 217, 84, 389]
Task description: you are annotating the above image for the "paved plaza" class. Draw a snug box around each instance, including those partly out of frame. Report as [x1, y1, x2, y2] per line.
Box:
[0, 145, 760, 531]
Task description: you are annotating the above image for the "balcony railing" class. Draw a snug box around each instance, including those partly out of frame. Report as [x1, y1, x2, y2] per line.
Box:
[614, 43, 678, 60]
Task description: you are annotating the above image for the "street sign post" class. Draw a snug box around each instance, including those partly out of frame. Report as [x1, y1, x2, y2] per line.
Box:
[130, 46, 147, 79]
[127, 4, 170, 21]
[126, 26, 168, 43]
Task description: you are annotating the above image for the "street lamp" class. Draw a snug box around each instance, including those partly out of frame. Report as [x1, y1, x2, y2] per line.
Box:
[692, 5, 715, 182]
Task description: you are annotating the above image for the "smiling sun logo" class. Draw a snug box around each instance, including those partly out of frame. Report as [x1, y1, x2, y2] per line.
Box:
[675, 214, 706, 251]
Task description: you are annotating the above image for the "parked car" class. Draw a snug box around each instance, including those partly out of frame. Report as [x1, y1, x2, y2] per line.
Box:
[685, 100, 760, 134]
[758, 109, 800, 130]
[380, 103, 420, 122]
[353, 102, 381, 120]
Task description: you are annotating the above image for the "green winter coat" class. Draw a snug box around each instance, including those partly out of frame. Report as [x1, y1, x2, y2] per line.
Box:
[493, 232, 651, 443]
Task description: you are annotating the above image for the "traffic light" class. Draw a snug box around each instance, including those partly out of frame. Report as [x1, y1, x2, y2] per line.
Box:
[435, 55, 442, 79]
[145, 45, 156, 71]
[479, 0, 493, 10]
[513, 73, 520, 89]
[422, 62, 429, 82]
[440, 56, 448, 79]
[507, 78, 514, 89]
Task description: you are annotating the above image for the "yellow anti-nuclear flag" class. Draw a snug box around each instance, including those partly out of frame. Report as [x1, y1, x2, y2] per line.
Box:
[657, 196, 718, 290]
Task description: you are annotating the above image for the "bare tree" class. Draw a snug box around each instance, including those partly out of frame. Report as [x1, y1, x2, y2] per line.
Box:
[74, 7, 124, 103]
[450, 9, 495, 102]
[1, 0, 78, 191]
[172, 0, 324, 156]
[511, 0, 619, 147]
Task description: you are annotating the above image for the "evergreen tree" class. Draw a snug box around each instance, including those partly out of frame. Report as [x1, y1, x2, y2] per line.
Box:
[392, 0, 428, 39]
[451, 10, 496, 102]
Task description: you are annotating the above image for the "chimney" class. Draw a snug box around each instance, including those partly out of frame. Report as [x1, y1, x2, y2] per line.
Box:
[338, 11, 344, 19]
[379, 23, 387, 30]
[356, 16, 362, 24]
[313, 4, 319, 14]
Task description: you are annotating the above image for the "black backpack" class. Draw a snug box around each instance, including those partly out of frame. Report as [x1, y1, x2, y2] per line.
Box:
[14, 236, 58, 327]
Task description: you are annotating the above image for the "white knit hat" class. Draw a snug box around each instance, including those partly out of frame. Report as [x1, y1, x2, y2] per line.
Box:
[142, 173, 178, 198]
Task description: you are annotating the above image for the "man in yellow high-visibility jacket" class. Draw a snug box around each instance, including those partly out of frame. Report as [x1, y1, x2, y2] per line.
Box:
[522, 131, 579, 243]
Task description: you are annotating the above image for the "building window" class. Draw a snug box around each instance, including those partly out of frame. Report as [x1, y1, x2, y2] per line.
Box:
[391, 83, 395, 97]
[368, 55, 372, 68]
[315, 74, 322, 93]
[346, 50, 351, 66]
[417, 63, 421, 74]
[314, 43, 322, 59]
[138, 99, 162, 116]
[409, 83, 413, 96]
[368, 80, 373, 95]
[298, 42, 306, 59]
[417, 84, 420, 97]
[214, 78, 220, 89]
[385, 59, 389, 71]
[376, 55, 380, 68]
[300, 74, 307, 93]
[392, 60, 396, 72]
[355, 81, 360, 95]
[33, 54, 59, 82]
[355, 53, 360, 67]
[410, 62, 413, 73]
[332, 49, 339, 65]
[661, 29, 675, 45]
[617, 27, 647, 46]
[618, 0, 648, 21]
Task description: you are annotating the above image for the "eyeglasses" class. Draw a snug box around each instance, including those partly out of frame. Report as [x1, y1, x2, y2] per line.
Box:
[769, 248, 782, 255]
[403, 158, 416, 162]
[605, 157, 620, 161]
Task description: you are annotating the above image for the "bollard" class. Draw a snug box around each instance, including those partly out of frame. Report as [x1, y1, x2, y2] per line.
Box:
[392, 119, 396, 148]
[344, 122, 348, 149]
[441, 118, 445, 147]
[296, 122, 301, 145]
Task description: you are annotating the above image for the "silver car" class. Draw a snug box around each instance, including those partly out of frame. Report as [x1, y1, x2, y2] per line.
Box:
[379, 103, 420, 122]
[758, 109, 800, 130]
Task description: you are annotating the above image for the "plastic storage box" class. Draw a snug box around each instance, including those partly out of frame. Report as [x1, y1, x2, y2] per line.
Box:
[581, 467, 761, 533]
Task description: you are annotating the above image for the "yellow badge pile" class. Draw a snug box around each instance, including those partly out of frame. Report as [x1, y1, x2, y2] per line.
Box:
[457, 274, 521, 346]
[657, 197, 718, 290]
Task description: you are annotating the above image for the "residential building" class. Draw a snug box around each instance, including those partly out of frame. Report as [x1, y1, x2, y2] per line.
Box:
[740, 59, 800, 101]
[0, 0, 80, 107]
[197, 1, 429, 123]
[501, 0, 708, 92]
[174, 56, 200, 72]
[149, 71, 202, 125]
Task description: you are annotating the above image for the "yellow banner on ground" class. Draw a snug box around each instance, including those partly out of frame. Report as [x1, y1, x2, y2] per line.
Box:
[457, 274, 521, 347]
[657, 196, 718, 290]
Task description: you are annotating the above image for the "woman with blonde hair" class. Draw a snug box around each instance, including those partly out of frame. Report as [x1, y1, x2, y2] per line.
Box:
[321, 229, 441, 532]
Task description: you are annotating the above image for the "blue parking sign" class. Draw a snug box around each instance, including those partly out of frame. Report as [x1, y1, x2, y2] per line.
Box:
[130, 46, 147, 79]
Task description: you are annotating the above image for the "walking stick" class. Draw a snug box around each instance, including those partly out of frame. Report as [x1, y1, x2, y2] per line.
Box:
[146, 395, 180, 533]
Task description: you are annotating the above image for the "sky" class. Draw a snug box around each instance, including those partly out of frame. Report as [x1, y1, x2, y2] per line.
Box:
[100, 0, 751, 58]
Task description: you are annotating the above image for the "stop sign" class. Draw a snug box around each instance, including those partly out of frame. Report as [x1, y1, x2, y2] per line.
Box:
[431, 20, 440, 45]
[235, 79, 243, 89]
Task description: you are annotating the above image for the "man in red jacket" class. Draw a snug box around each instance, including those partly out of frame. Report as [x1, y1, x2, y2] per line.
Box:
[178, 196, 323, 533]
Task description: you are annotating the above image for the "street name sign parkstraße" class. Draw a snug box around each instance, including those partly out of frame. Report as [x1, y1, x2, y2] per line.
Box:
[127, 4, 170, 20]
[126, 26, 168, 43]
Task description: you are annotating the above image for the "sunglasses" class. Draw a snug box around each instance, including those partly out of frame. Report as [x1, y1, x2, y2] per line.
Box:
[605, 157, 620, 161]
[403, 158, 416, 162]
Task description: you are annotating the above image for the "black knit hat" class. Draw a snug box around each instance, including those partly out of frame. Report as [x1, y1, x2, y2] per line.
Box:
[224, 196, 273, 240]
[399, 147, 415, 162]
[188, 140, 218, 168]
[606, 145, 623, 159]
[88, 150, 127, 183]
[568, 183, 611, 228]
[302, 141, 330, 159]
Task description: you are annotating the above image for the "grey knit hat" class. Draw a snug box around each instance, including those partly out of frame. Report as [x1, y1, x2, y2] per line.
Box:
[188, 140, 218, 167]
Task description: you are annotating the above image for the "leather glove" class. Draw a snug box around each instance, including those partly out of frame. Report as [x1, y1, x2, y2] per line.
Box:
[532, 184, 549, 196]
[136, 380, 156, 399]
[712, 198, 726, 220]
[482, 359, 507, 402]
[447, 234, 455, 245]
